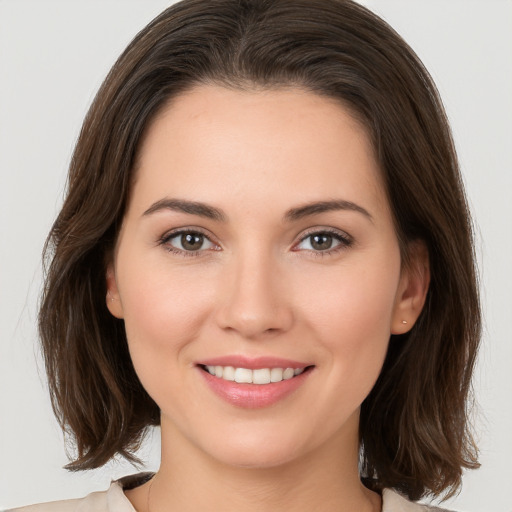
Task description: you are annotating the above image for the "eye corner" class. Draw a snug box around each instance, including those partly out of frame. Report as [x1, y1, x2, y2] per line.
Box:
[293, 227, 354, 256]
[158, 228, 221, 257]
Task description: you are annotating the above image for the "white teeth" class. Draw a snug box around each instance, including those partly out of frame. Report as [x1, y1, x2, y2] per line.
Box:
[222, 366, 235, 381]
[204, 365, 306, 384]
[283, 368, 295, 380]
[270, 368, 283, 382]
[234, 367, 252, 383]
[252, 368, 271, 384]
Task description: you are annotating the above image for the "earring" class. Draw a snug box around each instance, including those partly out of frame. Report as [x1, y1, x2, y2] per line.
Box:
[401, 320, 408, 324]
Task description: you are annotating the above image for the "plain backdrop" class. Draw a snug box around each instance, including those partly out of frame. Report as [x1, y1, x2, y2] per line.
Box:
[1, 1, 511, 510]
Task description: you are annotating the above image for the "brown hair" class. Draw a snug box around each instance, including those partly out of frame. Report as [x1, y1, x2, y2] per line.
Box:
[39, 0, 480, 500]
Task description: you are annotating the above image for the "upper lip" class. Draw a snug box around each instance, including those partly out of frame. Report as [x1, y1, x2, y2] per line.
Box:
[196, 355, 312, 370]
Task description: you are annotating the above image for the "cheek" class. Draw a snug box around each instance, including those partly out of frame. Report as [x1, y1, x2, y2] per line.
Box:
[115, 254, 217, 378]
[297, 254, 401, 390]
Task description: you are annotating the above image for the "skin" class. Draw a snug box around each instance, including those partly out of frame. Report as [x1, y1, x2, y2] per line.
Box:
[106, 85, 429, 512]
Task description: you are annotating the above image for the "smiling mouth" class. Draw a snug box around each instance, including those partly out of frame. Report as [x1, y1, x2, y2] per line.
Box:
[200, 365, 313, 384]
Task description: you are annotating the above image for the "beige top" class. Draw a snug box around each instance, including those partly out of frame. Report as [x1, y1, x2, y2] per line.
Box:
[7, 473, 454, 512]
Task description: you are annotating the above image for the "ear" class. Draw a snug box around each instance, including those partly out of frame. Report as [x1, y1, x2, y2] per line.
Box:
[391, 240, 430, 334]
[106, 262, 124, 319]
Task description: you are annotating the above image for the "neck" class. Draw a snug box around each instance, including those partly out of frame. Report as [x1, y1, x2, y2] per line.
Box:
[133, 416, 381, 512]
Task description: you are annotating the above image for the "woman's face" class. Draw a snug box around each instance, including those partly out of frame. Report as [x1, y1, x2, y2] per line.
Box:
[107, 85, 426, 469]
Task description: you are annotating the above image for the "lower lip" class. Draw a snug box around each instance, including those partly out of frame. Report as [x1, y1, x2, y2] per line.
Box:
[198, 367, 312, 409]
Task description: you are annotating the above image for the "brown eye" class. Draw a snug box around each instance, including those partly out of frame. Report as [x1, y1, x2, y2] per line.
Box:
[310, 234, 334, 251]
[181, 233, 205, 251]
[295, 230, 352, 254]
[164, 230, 216, 253]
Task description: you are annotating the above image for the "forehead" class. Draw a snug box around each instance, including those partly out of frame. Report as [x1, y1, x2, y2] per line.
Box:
[130, 84, 388, 220]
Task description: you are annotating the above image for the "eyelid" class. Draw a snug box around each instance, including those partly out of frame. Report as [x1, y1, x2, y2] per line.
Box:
[292, 227, 353, 254]
[158, 227, 221, 256]
[157, 225, 353, 257]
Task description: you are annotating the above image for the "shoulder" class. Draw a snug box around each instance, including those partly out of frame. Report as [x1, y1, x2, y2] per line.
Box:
[382, 488, 457, 512]
[4, 490, 108, 512]
[4, 473, 153, 512]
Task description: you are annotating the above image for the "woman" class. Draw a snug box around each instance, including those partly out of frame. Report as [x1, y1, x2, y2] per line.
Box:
[10, 0, 480, 510]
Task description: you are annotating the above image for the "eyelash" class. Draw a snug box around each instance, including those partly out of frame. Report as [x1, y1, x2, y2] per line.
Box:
[159, 228, 218, 258]
[293, 228, 353, 258]
[158, 227, 353, 258]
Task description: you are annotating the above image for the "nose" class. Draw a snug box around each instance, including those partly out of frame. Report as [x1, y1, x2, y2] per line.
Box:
[214, 249, 294, 339]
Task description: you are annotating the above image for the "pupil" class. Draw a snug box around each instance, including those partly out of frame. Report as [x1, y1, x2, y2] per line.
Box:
[182, 233, 203, 251]
[311, 234, 332, 250]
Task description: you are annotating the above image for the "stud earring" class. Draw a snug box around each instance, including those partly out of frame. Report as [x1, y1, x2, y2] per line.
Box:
[401, 320, 408, 324]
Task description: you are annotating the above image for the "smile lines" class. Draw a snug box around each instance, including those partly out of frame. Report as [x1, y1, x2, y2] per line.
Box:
[203, 365, 307, 384]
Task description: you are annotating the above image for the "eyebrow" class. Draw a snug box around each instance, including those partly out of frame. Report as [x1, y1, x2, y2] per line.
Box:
[143, 198, 373, 223]
[143, 198, 227, 221]
[284, 200, 373, 223]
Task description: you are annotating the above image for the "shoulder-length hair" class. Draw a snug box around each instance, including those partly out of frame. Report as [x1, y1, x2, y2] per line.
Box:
[39, 0, 480, 500]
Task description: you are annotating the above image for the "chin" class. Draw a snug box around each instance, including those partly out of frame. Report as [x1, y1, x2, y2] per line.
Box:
[212, 445, 303, 470]
[197, 424, 320, 470]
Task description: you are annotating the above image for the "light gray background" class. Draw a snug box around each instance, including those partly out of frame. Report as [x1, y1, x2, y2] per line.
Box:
[1, 1, 511, 510]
